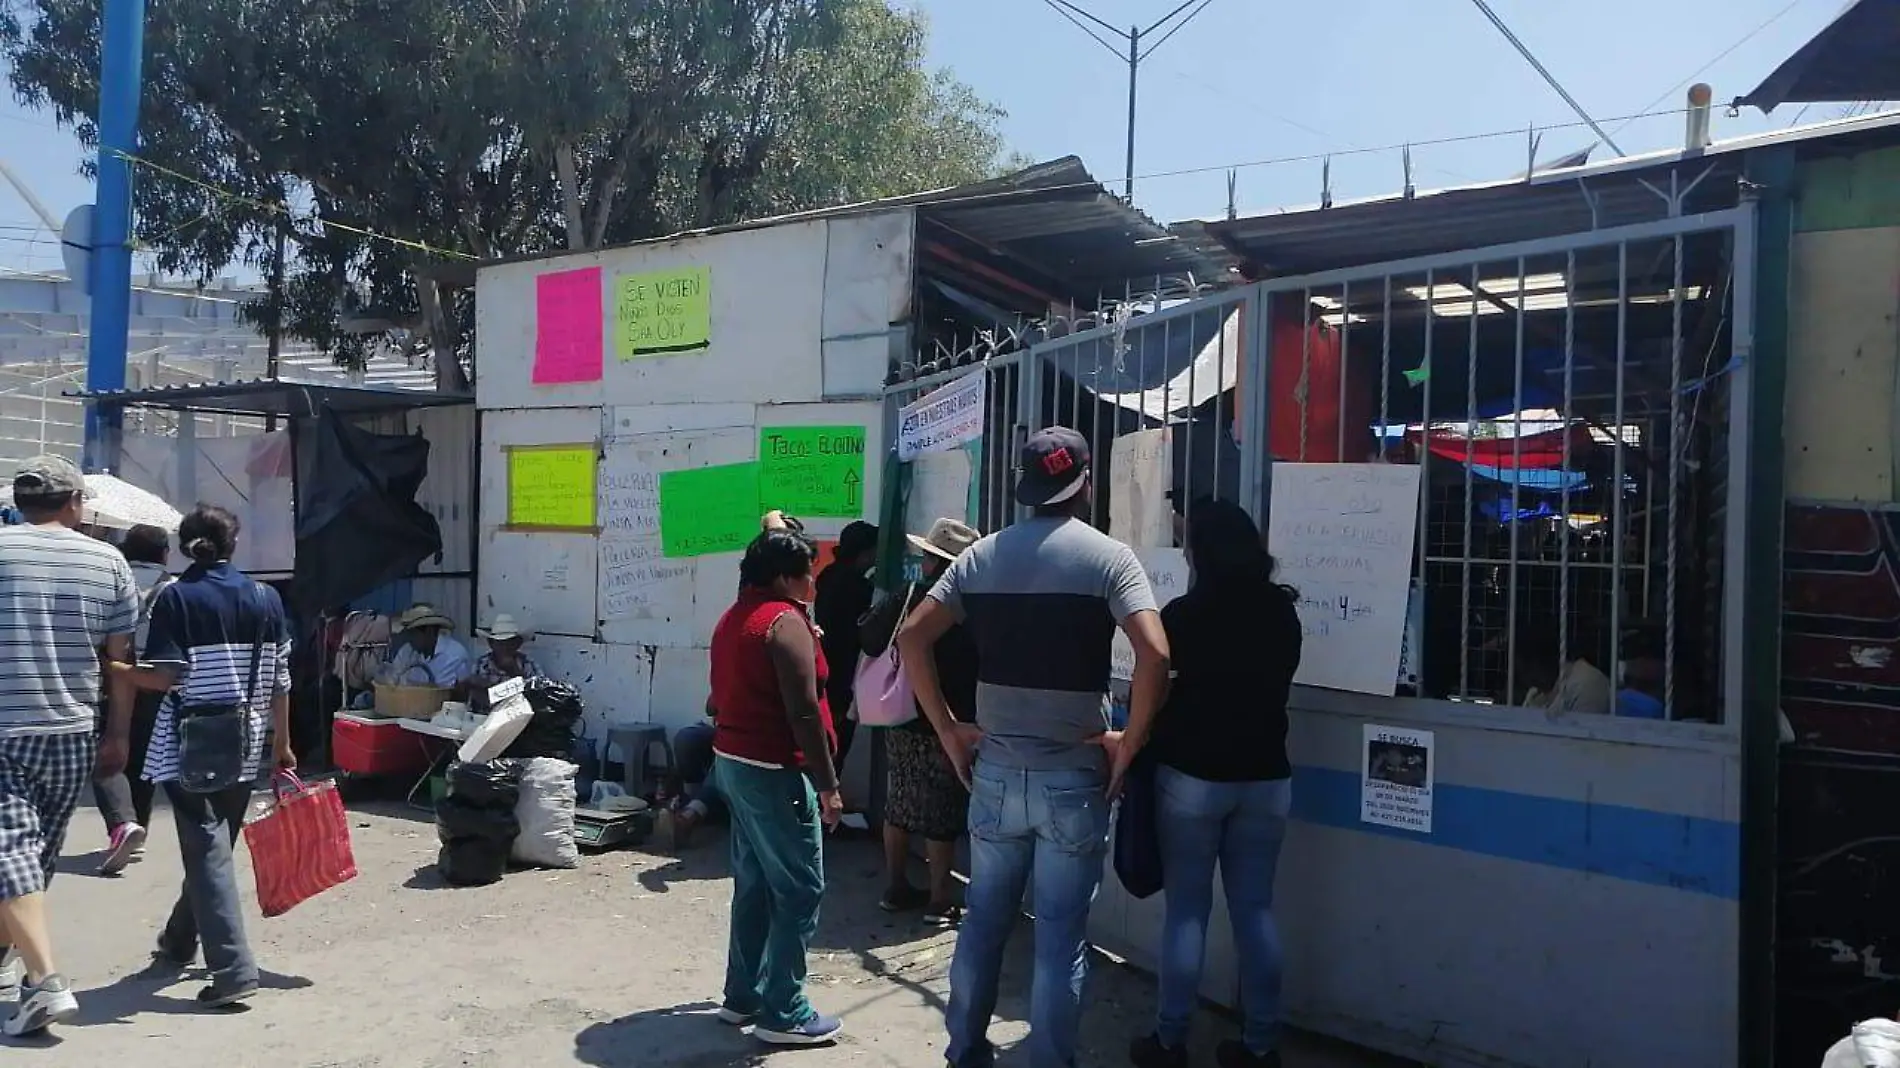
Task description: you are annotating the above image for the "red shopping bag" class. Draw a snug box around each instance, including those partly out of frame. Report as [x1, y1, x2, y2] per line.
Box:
[243, 771, 358, 918]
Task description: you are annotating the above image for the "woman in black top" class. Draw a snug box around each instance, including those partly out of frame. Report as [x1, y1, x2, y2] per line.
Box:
[1132, 498, 1302, 1068]
[857, 519, 980, 921]
[813, 521, 879, 767]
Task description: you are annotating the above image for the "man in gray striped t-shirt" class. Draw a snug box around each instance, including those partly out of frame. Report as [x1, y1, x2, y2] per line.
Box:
[0, 455, 138, 1036]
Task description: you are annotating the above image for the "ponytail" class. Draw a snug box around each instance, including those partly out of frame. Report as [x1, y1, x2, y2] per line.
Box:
[176, 503, 240, 564]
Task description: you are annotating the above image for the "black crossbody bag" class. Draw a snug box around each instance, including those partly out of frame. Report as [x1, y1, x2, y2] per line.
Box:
[176, 582, 270, 794]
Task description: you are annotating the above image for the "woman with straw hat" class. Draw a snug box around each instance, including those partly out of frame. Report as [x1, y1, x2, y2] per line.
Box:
[857, 517, 981, 922]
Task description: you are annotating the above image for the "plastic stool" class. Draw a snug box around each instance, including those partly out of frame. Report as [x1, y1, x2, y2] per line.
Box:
[607, 725, 674, 799]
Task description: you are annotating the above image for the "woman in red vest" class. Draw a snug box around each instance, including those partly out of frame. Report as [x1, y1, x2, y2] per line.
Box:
[707, 522, 844, 1047]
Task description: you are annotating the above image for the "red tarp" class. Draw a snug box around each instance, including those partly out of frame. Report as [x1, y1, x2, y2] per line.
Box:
[1410, 424, 1593, 469]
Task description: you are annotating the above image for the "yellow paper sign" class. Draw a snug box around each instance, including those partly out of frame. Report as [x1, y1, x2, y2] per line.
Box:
[614, 265, 711, 357]
[507, 445, 597, 528]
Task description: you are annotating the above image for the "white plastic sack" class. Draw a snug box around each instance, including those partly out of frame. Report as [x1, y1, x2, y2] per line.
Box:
[1820, 1020, 1900, 1068]
[511, 757, 580, 870]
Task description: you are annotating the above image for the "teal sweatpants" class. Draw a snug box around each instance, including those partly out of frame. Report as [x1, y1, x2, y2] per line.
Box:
[713, 754, 825, 1031]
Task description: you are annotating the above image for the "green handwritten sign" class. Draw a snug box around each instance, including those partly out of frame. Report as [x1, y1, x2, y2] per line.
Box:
[758, 426, 867, 518]
[659, 462, 760, 558]
[614, 265, 711, 357]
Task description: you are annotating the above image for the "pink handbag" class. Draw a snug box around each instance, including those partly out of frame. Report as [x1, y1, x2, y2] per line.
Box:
[853, 586, 918, 727]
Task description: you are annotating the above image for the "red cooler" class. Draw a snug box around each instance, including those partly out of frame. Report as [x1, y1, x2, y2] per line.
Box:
[332, 712, 435, 777]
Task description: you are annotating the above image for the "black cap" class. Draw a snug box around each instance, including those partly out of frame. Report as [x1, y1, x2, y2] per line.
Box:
[1015, 426, 1091, 507]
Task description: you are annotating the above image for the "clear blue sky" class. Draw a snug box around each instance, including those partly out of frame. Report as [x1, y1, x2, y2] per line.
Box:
[0, 0, 1864, 273]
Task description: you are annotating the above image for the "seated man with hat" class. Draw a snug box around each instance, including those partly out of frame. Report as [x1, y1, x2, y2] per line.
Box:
[459, 614, 544, 711]
[380, 604, 473, 689]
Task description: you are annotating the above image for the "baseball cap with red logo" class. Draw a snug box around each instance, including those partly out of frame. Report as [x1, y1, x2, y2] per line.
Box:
[1014, 426, 1092, 507]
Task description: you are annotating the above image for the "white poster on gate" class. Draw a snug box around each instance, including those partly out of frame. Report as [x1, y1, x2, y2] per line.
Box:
[906, 447, 973, 537]
[896, 370, 985, 461]
[1108, 428, 1174, 548]
[1268, 462, 1421, 696]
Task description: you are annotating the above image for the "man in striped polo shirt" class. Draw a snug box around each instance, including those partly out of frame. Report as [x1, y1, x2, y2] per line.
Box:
[0, 455, 139, 1036]
[900, 426, 1171, 1068]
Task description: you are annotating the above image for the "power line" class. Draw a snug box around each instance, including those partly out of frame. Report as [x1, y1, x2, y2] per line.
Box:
[1611, 0, 1811, 138]
[103, 103, 1716, 247]
[1041, 0, 1124, 57]
[1036, 0, 1222, 200]
[85, 97, 1782, 280]
[1467, 0, 1625, 156]
[108, 148, 479, 261]
[1159, 67, 1479, 185]
[1139, 0, 1214, 61]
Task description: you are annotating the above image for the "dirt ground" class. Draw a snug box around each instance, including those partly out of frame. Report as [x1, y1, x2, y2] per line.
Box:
[6, 794, 1408, 1068]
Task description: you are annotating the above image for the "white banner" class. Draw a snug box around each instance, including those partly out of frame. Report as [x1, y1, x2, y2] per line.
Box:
[897, 370, 986, 461]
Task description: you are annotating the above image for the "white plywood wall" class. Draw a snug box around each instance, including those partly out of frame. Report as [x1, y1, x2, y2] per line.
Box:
[472, 212, 910, 736]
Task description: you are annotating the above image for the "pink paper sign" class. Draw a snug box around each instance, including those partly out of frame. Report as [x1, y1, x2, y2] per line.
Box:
[533, 267, 604, 385]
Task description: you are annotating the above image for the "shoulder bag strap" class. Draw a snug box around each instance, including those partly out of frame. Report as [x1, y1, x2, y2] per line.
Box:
[879, 583, 921, 658]
[241, 581, 270, 706]
[239, 582, 273, 765]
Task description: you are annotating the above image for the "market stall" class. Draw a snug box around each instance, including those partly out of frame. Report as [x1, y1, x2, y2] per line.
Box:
[881, 136, 1783, 1066]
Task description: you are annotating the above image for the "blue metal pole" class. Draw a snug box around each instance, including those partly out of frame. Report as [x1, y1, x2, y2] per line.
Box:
[83, 0, 146, 473]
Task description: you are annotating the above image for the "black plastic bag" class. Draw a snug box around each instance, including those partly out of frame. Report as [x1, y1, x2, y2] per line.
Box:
[504, 722, 577, 761]
[437, 837, 512, 886]
[435, 797, 520, 845]
[501, 679, 584, 761]
[434, 795, 519, 886]
[445, 759, 521, 810]
[523, 677, 584, 727]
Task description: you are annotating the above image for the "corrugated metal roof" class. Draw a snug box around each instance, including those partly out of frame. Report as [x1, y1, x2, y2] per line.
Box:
[1198, 110, 1900, 277]
[470, 157, 1234, 294]
[915, 157, 1233, 291]
[73, 378, 473, 418]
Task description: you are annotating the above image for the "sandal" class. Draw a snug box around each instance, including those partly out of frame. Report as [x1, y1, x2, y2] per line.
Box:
[924, 901, 963, 926]
[879, 885, 930, 912]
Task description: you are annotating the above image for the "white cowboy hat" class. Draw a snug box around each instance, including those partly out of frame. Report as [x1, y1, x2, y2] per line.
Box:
[906, 518, 981, 563]
[393, 604, 455, 633]
[476, 614, 529, 642]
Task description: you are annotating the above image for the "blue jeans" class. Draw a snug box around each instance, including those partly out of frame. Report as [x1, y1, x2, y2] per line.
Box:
[160, 782, 259, 989]
[674, 723, 724, 816]
[946, 758, 1110, 1068]
[1153, 767, 1292, 1054]
[714, 755, 824, 1031]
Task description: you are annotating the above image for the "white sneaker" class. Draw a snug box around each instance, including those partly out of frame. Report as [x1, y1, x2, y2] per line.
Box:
[3, 974, 77, 1036]
[0, 952, 20, 1002]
